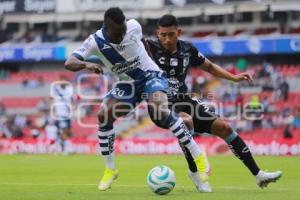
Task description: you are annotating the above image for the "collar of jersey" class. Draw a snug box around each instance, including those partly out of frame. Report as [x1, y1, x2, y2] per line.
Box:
[101, 27, 124, 45]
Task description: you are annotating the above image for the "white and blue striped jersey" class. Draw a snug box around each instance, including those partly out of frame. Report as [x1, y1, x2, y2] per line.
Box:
[72, 19, 162, 80]
[52, 84, 73, 119]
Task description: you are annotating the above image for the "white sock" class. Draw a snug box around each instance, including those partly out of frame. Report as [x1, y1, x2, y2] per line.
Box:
[103, 152, 115, 169]
[189, 170, 202, 185]
[186, 139, 202, 159]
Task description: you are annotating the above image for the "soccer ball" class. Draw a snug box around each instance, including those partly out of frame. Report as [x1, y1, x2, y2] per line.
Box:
[146, 165, 176, 195]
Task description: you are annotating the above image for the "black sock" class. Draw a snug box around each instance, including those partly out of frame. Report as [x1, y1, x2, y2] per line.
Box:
[179, 143, 197, 173]
[227, 135, 260, 176]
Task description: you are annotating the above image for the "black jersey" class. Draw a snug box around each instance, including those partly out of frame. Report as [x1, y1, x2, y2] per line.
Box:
[147, 39, 206, 95]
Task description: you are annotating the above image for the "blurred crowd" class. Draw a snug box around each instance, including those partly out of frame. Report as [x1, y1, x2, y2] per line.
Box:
[0, 61, 300, 140]
[188, 61, 300, 137]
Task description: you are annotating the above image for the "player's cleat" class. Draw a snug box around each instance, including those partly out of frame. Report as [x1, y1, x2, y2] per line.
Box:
[256, 170, 282, 188]
[188, 170, 212, 193]
[98, 168, 119, 191]
[194, 152, 210, 182]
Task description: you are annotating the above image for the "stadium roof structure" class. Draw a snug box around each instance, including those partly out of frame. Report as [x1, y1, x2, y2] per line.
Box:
[1, 0, 300, 23]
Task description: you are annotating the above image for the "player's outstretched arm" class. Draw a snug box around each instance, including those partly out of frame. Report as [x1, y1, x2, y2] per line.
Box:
[200, 59, 253, 85]
[65, 55, 103, 74]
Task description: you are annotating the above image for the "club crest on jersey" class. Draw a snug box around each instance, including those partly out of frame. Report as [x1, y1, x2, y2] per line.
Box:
[130, 35, 137, 43]
[183, 56, 189, 67]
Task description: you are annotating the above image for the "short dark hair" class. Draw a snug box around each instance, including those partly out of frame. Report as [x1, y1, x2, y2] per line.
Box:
[104, 7, 125, 25]
[157, 14, 178, 27]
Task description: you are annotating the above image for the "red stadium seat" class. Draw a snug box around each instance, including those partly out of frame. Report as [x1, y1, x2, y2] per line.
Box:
[1, 97, 43, 108]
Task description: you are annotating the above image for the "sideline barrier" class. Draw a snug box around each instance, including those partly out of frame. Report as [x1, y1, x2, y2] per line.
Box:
[1, 137, 300, 155]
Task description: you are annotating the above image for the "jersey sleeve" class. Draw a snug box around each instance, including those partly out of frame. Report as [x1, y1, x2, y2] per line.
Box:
[190, 45, 206, 66]
[128, 19, 143, 40]
[72, 35, 98, 61]
[145, 39, 155, 55]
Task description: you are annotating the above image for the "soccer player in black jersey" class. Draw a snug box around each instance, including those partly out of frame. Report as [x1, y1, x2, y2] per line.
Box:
[145, 14, 282, 192]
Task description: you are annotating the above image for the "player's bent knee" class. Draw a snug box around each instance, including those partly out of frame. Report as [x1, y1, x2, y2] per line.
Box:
[211, 119, 233, 138]
[179, 112, 193, 130]
[149, 112, 171, 129]
[97, 111, 105, 124]
[97, 110, 114, 125]
[149, 113, 169, 129]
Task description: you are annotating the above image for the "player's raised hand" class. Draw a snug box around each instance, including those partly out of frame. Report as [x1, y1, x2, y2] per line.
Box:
[233, 72, 254, 85]
[85, 62, 103, 74]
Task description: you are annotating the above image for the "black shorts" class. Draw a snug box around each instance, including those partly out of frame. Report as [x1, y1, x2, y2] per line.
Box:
[168, 94, 218, 134]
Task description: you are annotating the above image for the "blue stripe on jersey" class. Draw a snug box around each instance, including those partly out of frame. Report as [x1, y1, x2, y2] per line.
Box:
[93, 33, 146, 80]
[54, 86, 66, 99]
[93, 33, 126, 65]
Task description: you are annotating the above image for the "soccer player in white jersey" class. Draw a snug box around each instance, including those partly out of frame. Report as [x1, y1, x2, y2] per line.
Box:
[65, 7, 209, 191]
[52, 78, 73, 154]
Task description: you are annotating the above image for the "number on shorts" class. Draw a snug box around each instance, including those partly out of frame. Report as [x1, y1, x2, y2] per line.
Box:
[111, 88, 125, 96]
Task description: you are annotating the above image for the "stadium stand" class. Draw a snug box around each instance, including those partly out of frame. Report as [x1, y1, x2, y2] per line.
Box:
[0, 0, 299, 149]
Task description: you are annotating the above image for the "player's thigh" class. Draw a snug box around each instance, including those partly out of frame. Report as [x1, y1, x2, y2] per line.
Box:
[178, 112, 193, 130]
[145, 72, 169, 114]
[210, 118, 233, 139]
[147, 91, 170, 127]
[191, 101, 232, 137]
[148, 91, 169, 107]
[189, 99, 218, 134]
[98, 98, 118, 123]
[100, 82, 140, 123]
[60, 128, 72, 139]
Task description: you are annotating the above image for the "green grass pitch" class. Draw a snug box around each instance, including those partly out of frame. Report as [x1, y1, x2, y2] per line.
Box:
[0, 154, 299, 200]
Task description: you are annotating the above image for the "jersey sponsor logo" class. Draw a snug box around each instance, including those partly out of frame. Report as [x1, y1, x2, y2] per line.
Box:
[112, 56, 141, 74]
[158, 57, 165, 65]
[170, 58, 178, 66]
[169, 69, 176, 76]
[168, 77, 180, 94]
